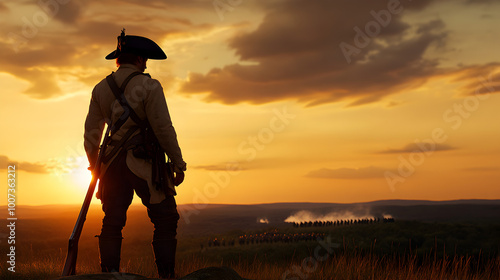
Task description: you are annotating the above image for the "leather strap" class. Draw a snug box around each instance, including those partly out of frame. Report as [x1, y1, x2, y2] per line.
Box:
[103, 72, 146, 163]
[106, 72, 146, 131]
[102, 126, 139, 163]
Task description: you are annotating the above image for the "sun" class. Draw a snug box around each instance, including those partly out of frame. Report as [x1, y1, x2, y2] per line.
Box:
[70, 156, 93, 190]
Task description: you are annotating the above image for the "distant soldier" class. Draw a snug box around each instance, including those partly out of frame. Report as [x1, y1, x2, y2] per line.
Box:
[84, 30, 186, 279]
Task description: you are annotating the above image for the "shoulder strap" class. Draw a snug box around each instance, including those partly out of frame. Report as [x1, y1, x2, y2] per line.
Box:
[102, 72, 147, 163]
[106, 72, 146, 129]
[120, 72, 142, 92]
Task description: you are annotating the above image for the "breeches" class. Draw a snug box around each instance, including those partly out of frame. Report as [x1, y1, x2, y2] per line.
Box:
[99, 150, 179, 241]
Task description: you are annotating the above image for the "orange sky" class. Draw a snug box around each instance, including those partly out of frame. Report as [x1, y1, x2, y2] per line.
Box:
[0, 0, 499, 206]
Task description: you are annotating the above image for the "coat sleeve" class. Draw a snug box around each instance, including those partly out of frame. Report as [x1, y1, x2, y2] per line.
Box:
[144, 79, 187, 171]
[84, 86, 106, 168]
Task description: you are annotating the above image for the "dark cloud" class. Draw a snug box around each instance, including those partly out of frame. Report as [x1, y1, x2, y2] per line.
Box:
[180, 0, 498, 106]
[0, 155, 49, 174]
[380, 143, 456, 154]
[1, 0, 497, 102]
[0, 0, 219, 99]
[465, 0, 498, 4]
[452, 63, 500, 96]
[0, 41, 75, 99]
[95, 0, 213, 10]
[52, 1, 84, 24]
[180, 0, 455, 106]
[306, 166, 389, 179]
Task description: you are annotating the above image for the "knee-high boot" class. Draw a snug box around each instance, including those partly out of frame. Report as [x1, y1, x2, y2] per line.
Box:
[152, 239, 177, 279]
[98, 235, 123, 272]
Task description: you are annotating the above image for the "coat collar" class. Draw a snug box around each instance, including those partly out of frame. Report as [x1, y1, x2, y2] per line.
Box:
[117, 64, 143, 73]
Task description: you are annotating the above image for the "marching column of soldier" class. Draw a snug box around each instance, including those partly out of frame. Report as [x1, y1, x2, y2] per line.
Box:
[201, 217, 395, 250]
[202, 229, 327, 250]
[291, 217, 395, 228]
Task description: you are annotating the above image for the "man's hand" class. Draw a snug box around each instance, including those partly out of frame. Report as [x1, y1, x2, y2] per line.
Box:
[172, 163, 186, 186]
[173, 170, 184, 186]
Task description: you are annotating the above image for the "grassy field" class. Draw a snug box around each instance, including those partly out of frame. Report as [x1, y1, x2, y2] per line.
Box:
[1, 215, 499, 279]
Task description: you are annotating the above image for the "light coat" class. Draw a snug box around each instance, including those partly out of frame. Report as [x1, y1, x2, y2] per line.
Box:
[84, 64, 186, 203]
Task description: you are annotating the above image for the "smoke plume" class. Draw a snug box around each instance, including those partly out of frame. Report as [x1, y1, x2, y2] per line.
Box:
[284, 210, 376, 223]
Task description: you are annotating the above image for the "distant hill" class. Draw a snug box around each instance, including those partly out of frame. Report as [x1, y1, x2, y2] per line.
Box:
[176, 199, 500, 234]
[1, 199, 499, 236]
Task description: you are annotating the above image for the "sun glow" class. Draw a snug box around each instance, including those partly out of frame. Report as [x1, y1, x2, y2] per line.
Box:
[70, 156, 93, 190]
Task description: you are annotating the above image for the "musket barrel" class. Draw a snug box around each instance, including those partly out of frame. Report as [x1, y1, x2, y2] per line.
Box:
[61, 125, 110, 276]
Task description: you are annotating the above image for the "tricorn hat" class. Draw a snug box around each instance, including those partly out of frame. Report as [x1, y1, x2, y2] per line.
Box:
[105, 29, 167, 60]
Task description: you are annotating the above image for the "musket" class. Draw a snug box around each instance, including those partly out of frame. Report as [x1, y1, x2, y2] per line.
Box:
[61, 125, 112, 276]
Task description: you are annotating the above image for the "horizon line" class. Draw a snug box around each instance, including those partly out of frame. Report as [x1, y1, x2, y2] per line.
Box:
[2, 198, 500, 208]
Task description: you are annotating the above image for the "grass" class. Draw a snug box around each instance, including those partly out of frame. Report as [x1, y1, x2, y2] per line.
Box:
[1, 221, 499, 279]
[2, 249, 498, 280]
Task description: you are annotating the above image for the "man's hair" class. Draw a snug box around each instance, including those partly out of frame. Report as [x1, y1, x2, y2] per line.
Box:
[116, 52, 143, 66]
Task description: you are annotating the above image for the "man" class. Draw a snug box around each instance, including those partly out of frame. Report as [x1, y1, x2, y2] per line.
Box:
[84, 30, 186, 279]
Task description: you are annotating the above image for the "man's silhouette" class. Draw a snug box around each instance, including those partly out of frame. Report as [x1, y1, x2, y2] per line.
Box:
[84, 30, 186, 279]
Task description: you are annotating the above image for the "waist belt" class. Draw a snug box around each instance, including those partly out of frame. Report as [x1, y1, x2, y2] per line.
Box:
[108, 132, 143, 150]
[102, 125, 140, 163]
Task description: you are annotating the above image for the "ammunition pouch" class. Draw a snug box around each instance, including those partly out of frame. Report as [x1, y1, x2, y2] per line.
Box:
[132, 144, 151, 159]
[132, 126, 156, 159]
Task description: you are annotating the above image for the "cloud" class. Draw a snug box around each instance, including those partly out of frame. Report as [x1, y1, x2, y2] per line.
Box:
[465, 0, 499, 4]
[192, 163, 244, 171]
[0, 0, 220, 99]
[180, 0, 500, 106]
[180, 0, 454, 106]
[0, 40, 75, 99]
[1, 0, 497, 102]
[52, 1, 84, 24]
[380, 143, 456, 154]
[0, 155, 49, 174]
[191, 158, 276, 172]
[451, 63, 500, 96]
[95, 0, 215, 11]
[192, 156, 308, 172]
[306, 166, 389, 179]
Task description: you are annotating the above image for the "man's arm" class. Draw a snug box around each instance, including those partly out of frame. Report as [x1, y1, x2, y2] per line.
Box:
[144, 79, 187, 171]
[84, 87, 106, 168]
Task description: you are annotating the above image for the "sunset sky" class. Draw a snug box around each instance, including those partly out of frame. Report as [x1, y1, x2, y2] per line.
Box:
[0, 0, 499, 206]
